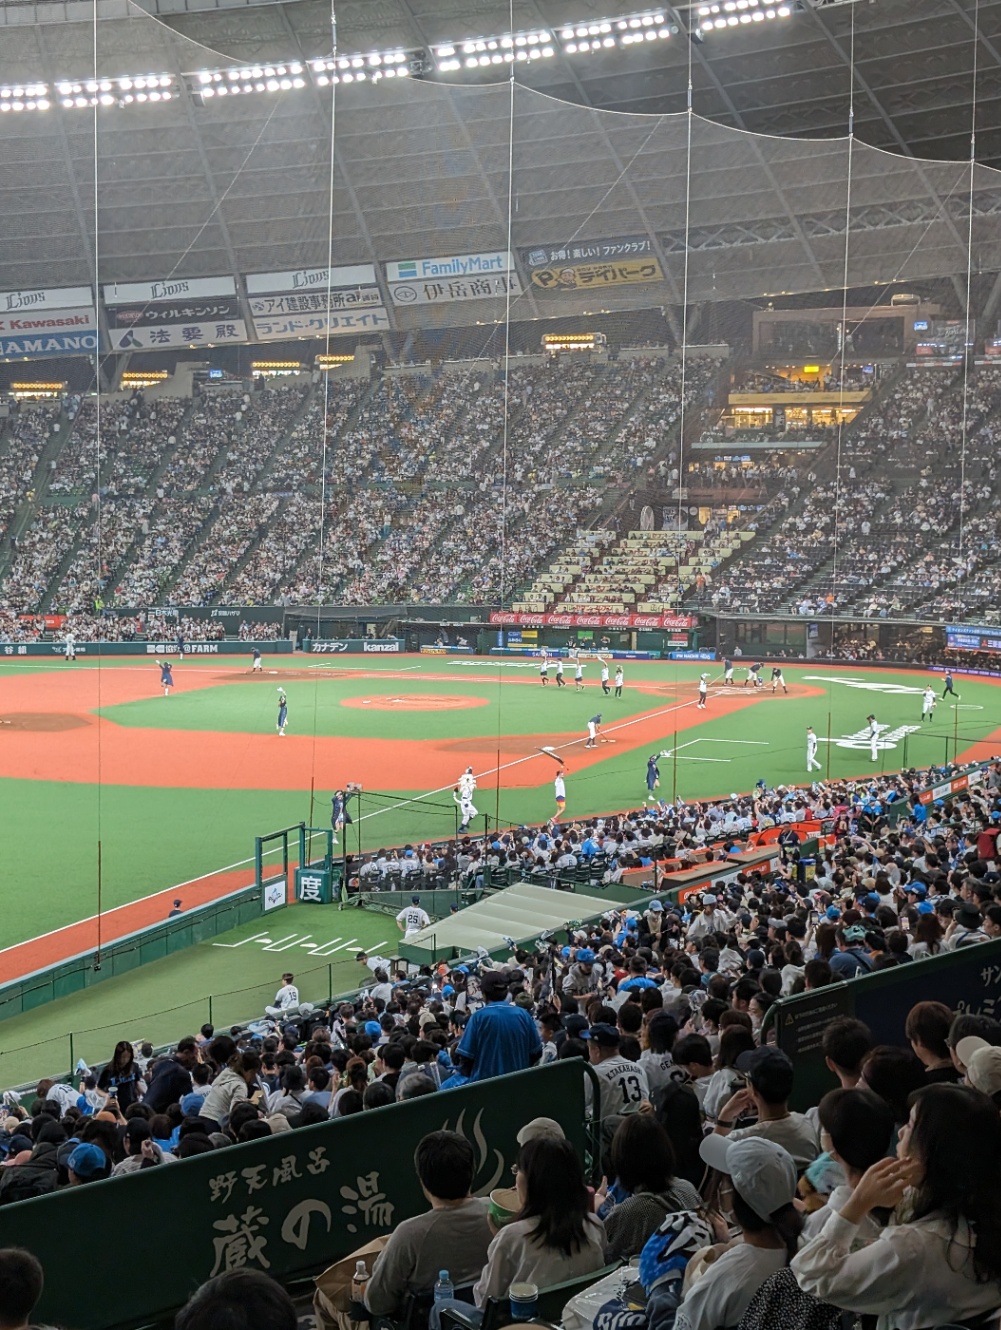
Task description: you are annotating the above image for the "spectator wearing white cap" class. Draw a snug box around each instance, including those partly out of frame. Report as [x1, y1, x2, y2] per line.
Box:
[957, 1036, 1001, 1108]
[686, 893, 731, 939]
[676, 1136, 802, 1330]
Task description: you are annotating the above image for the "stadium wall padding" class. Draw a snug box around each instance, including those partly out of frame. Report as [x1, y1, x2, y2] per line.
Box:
[0, 640, 294, 656]
[0, 1061, 589, 1330]
[771, 937, 1001, 1110]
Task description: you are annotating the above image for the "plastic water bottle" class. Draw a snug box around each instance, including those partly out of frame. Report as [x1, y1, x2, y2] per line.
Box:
[434, 1271, 454, 1305]
[350, 1259, 369, 1306]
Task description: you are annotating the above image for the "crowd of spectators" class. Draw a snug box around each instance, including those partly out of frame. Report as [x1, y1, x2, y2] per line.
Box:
[9, 356, 1001, 627]
[700, 365, 1001, 618]
[5, 758, 1001, 1329]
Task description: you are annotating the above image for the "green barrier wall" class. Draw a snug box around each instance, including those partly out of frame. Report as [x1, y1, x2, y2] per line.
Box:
[0, 883, 264, 1036]
[772, 938, 1001, 1110]
[0, 640, 293, 657]
[353, 887, 487, 918]
[0, 1060, 588, 1330]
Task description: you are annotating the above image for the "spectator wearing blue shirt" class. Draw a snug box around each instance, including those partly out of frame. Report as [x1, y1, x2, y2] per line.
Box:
[618, 958, 658, 992]
[455, 968, 541, 1082]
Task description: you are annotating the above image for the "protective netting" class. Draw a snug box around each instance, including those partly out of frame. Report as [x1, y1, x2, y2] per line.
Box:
[0, 13, 997, 299]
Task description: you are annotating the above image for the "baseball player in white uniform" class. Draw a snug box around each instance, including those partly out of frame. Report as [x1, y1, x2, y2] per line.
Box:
[921, 687, 937, 722]
[806, 726, 822, 772]
[397, 896, 430, 937]
[867, 714, 880, 762]
[697, 674, 709, 710]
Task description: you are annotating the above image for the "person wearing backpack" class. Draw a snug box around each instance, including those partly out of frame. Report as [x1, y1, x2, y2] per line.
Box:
[829, 925, 873, 979]
[601, 1115, 701, 1261]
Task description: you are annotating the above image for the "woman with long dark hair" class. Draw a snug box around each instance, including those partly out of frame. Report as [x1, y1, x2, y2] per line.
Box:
[908, 910, 944, 959]
[97, 1041, 141, 1111]
[472, 1136, 605, 1306]
[703, 1025, 756, 1123]
[792, 1083, 1001, 1327]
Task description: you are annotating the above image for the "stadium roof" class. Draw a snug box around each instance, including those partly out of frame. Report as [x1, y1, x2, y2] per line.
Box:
[0, 0, 998, 322]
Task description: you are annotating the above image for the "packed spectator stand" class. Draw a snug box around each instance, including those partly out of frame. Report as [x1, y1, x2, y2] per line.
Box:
[4, 352, 1001, 638]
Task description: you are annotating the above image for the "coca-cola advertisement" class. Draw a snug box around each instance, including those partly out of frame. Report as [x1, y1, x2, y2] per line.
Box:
[489, 611, 696, 630]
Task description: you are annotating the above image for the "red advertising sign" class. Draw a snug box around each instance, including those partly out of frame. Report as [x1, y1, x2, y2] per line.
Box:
[489, 611, 696, 630]
[918, 768, 984, 805]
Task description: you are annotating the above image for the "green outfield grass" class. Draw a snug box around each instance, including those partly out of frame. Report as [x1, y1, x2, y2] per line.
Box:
[98, 670, 669, 737]
[0, 905, 394, 1089]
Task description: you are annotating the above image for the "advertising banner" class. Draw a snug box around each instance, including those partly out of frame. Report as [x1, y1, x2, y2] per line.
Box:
[914, 318, 974, 359]
[245, 264, 376, 296]
[945, 625, 1001, 653]
[489, 611, 696, 630]
[388, 272, 520, 307]
[310, 638, 401, 653]
[248, 289, 382, 317]
[107, 299, 242, 330]
[0, 298, 100, 359]
[519, 236, 662, 295]
[110, 320, 248, 351]
[252, 307, 390, 342]
[0, 309, 97, 335]
[0, 285, 92, 314]
[0, 641, 293, 657]
[917, 767, 985, 806]
[0, 327, 99, 359]
[386, 251, 515, 283]
[102, 276, 236, 305]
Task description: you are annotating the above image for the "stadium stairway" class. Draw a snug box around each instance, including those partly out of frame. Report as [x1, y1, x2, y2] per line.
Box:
[206, 384, 341, 600]
[0, 406, 79, 591]
[103, 392, 250, 605]
[258, 376, 398, 601]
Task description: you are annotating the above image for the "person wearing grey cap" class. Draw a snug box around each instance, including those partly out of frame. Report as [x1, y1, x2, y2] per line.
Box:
[675, 1136, 801, 1330]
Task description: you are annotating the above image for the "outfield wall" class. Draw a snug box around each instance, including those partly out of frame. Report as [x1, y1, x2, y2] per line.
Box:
[0, 639, 293, 656]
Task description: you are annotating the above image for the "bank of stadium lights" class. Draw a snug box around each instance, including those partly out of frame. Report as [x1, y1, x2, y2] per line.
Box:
[196, 64, 307, 98]
[561, 14, 675, 54]
[0, 84, 52, 112]
[435, 33, 555, 71]
[310, 52, 411, 86]
[54, 74, 174, 109]
[696, 0, 793, 32]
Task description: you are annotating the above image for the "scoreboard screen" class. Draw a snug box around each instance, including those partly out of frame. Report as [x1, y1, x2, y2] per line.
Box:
[945, 627, 1001, 653]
